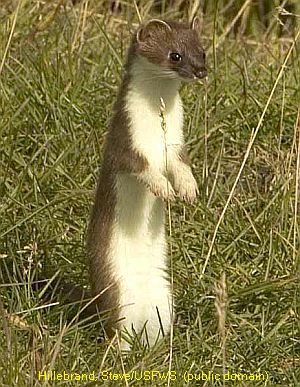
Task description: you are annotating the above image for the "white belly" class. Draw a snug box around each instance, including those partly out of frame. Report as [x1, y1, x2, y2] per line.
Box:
[109, 173, 172, 347]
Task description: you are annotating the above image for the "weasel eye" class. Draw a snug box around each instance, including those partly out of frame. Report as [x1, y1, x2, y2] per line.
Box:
[169, 52, 182, 62]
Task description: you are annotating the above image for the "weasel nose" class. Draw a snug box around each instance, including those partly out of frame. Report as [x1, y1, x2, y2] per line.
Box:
[194, 67, 207, 79]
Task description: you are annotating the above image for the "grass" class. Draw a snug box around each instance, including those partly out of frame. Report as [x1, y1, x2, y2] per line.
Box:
[1, 1, 300, 386]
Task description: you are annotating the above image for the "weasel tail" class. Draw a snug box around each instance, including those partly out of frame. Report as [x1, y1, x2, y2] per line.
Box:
[87, 18, 206, 349]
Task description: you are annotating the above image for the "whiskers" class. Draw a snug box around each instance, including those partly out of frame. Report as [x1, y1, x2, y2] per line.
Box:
[132, 58, 180, 83]
[136, 69, 179, 82]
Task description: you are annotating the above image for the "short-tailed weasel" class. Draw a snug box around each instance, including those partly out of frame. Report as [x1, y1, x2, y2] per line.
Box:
[87, 18, 207, 349]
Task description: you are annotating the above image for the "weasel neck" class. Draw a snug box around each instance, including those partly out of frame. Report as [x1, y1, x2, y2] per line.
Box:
[127, 55, 181, 113]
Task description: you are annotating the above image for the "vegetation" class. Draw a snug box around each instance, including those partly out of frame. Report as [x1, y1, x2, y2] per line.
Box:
[0, 1, 299, 386]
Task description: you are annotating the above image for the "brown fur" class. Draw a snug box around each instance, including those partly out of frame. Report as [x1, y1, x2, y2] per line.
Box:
[86, 46, 148, 334]
[135, 20, 206, 80]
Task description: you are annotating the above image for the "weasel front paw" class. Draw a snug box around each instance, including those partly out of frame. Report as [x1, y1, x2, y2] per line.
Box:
[150, 175, 176, 201]
[137, 171, 175, 201]
[174, 170, 199, 203]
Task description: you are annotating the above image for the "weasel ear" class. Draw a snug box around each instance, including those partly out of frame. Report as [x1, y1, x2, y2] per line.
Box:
[137, 19, 172, 43]
[191, 15, 203, 33]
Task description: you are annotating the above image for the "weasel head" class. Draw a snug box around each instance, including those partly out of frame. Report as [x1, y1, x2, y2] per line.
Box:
[134, 17, 207, 82]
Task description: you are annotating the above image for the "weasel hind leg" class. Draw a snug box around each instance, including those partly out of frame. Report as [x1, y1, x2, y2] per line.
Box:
[118, 282, 172, 350]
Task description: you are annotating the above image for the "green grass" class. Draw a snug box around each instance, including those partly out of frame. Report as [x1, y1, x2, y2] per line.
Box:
[1, 1, 300, 386]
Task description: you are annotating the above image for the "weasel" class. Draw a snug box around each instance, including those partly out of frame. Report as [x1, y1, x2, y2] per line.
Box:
[87, 18, 207, 349]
